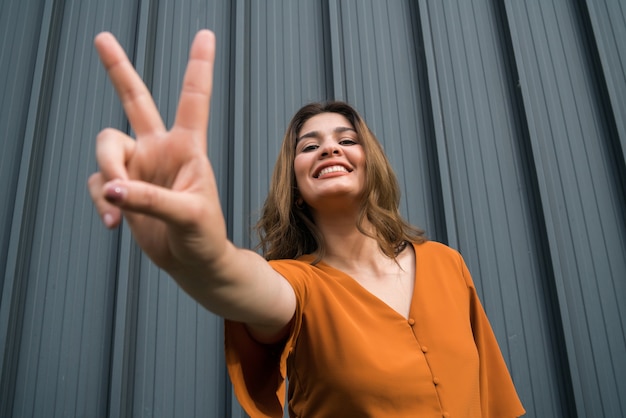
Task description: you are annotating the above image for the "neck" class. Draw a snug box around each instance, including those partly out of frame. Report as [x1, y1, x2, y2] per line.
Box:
[311, 210, 391, 271]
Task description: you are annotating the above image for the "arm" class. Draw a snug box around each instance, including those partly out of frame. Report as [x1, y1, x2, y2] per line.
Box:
[88, 30, 295, 341]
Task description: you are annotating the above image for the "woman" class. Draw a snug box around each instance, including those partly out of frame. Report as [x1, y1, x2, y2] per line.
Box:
[89, 30, 524, 417]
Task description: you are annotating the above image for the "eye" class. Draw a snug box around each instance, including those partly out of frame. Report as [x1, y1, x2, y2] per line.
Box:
[301, 144, 319, 152]
[339, 138, 358, 146]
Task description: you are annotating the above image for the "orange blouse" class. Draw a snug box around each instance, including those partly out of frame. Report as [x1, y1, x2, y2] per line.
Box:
[225, 241, 525, 417]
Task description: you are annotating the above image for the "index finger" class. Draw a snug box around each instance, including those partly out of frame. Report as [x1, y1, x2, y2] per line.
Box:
[173, 30, 216, 134]
[95, 32, 166, 135]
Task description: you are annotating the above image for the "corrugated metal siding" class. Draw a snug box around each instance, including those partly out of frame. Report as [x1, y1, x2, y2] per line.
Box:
[1, 0, 624, 417]
[504, 0, 626, 416]
[417, 2, 575, 416]
[0, 0, 44, 295]
[584, 0, 626, 160]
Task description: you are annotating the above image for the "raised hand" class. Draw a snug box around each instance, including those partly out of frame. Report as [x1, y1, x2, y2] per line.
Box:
[89, 30, 295, 332]
[88, 30, 227, 275]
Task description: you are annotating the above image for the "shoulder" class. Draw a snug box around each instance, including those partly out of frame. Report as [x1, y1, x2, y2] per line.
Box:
[412, 240, 474, 288]
[413, 240, 463, 263]
[268, 256, 318, 280]
[268, 256, 327, 301]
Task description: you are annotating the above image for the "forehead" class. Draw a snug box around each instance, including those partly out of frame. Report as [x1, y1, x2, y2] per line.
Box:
[298, 112, 353, 136]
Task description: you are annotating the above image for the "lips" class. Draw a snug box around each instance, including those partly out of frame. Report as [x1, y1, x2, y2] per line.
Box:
[314, 164, 351, 178]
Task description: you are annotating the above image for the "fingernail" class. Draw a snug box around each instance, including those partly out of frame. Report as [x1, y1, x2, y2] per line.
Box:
[103, 213, 115, 228]
[105, 184, 126, 203]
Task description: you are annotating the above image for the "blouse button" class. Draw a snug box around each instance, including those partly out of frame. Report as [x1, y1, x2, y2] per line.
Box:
[433, 377, 440, 385]
[421, 346, 428, 353]
[442, 413, 451, 418]
[408, 318, 415, 326]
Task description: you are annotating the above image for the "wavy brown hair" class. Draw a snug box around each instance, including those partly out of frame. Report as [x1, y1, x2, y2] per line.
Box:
[256, 101, 426, 261]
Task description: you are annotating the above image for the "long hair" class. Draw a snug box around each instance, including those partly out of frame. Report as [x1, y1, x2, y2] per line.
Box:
[256, 101, 426, 261]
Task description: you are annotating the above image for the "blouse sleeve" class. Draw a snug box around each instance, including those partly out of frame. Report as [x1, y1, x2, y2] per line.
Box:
[224, 260, 307, 418]
[461, 257, 526, 417]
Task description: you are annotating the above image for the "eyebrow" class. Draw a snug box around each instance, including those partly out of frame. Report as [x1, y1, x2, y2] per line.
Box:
[296, 126, 356, 143]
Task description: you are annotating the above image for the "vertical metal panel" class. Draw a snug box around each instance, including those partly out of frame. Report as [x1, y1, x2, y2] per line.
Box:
[230, 0, 251, 256]
[0, 0, 53, 415]
[1, 0, 139, 416]
[583, 0, 626, 159]
[0, 0, 45, 293]
[504, 0, 626, 416]
[417, 1, 574, 416]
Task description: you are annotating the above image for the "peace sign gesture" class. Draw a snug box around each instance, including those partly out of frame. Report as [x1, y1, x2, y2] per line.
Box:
[88, 30, 295, 334]
[88, 30, 227, 275]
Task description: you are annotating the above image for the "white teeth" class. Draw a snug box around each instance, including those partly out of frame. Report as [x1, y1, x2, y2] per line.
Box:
[317, 165, 348, 177]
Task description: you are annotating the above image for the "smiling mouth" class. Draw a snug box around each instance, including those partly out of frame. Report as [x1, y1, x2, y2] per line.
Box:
[315, 165, 350, 178]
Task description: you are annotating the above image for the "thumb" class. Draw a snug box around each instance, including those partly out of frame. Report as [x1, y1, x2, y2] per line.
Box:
[103, 179, 203, 227]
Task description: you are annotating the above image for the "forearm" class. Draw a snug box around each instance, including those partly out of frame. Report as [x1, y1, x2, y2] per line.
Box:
[168, 241, 295, 328]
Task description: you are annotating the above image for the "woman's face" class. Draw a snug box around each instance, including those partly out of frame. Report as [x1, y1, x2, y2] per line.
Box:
[293, 112, 366, 209]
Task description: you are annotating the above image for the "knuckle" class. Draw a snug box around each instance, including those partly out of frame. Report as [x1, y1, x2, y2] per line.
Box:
[96, 127, 118, 144]
[140, 186, 159, 210]
[87, 173, 101, 189]
[184, 200, 204, 222]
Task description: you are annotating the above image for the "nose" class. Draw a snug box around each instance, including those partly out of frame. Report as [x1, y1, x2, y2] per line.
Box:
[320, 141, 341, 158]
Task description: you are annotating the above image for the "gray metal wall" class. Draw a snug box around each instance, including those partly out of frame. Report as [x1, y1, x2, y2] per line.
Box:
[1, 0, 624, 417]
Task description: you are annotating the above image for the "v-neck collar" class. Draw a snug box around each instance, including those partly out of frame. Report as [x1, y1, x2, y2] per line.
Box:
[296, 243, 419, 320]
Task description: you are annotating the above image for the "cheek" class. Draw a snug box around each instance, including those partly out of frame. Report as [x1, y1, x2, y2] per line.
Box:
[356, 152, 367, 186]
[351, 149, 367, 173]
[293, 157, 309, 187]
